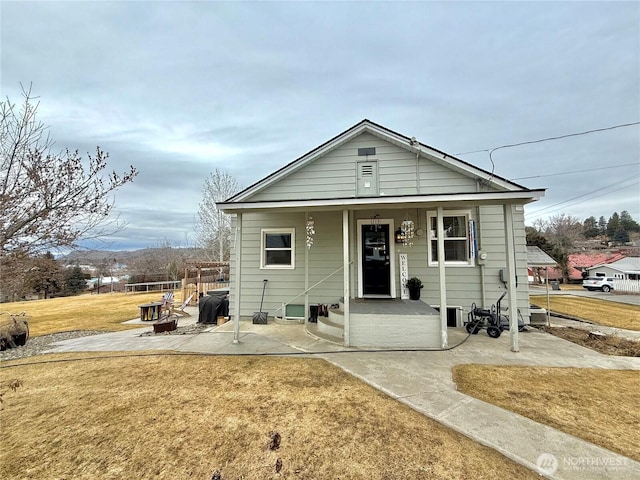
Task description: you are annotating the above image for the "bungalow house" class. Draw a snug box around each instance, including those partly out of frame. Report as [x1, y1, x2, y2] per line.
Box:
[587, 257, 640, 280]
[547, 252, 627, 282]
[217, 120, 545, 351]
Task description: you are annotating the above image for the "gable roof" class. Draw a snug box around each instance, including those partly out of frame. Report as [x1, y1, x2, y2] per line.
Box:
[546, 252, 628, 280]
[590, 256, 640, 274]
[226, 119, 535, 203]
[526, 246, 557, 267]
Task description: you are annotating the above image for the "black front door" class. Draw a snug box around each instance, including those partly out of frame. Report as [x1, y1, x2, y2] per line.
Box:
[362, 224, 391, 296]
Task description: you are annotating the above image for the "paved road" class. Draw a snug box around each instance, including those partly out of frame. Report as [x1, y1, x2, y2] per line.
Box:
[529, 285, 640, 306]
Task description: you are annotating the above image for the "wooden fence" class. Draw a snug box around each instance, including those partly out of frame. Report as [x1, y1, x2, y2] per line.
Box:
[181, 279, 229, 305]
[613, 279, 640, 294]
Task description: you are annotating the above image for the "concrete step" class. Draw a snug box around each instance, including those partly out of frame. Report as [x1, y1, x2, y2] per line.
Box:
[306, 322, 343, 345]
[317, 316, 344, 339]
[327, 307, 344, 326]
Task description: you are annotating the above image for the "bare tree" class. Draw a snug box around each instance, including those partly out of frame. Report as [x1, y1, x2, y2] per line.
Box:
[195, 169, 240, 272]
[0, 86, 138, 255]
[537, 214, 584, 282]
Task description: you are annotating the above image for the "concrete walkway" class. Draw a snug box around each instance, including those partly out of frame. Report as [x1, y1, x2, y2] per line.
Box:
[42, 312, 640, 480]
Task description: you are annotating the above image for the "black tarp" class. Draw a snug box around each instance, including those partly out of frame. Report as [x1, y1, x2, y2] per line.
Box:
[197, 293, 229, 324]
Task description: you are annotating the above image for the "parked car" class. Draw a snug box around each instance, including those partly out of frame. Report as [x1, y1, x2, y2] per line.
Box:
[582, 277, 614, 292]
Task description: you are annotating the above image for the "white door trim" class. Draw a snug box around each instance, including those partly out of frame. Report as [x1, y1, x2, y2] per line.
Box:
[356, 218, 396, 299]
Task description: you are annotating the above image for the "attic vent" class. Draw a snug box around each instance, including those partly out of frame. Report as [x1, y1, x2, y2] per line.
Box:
[357, 160, 378, 196]
[358, 147, 376, 156]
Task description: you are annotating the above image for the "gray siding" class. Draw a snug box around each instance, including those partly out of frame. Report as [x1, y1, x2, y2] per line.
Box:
[247, 132, 481, 202]
[229, 205, 531, 323]
[229, 211, 344, 320]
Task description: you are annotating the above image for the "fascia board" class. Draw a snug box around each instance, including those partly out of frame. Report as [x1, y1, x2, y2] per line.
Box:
[218, 189, 546, 213]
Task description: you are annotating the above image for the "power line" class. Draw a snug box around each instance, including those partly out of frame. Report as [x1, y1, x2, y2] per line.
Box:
[526, 174, 640, 220]
[512, 162, 640, 181]
[455, 121, 640, 156]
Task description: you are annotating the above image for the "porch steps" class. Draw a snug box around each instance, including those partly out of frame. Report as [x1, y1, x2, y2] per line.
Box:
[317, 316, 344, 339]
[311, 300, 345, 343]
[306, 322, 343, 345]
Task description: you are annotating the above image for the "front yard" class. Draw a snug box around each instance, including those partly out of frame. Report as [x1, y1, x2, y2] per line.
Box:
[1, 353, 538, 479]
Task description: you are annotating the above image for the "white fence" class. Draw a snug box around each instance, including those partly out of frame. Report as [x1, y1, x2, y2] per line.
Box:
[613, 279, 640, 294]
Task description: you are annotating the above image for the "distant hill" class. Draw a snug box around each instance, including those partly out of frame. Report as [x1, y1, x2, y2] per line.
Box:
[60, 247, 207, 265]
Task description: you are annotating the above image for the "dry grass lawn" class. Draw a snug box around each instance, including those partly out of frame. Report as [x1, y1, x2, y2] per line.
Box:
[0, 292, 176, 337]
[0, 354, 538, 480]
[453, 365, 640, 461]
[530, 294, 640, 331]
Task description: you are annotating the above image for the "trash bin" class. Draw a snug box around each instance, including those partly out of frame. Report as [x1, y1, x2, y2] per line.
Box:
[551, 281, 561, 291]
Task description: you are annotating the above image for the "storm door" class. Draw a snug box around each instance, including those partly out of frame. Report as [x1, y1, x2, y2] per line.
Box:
[361, 224, 392, 296]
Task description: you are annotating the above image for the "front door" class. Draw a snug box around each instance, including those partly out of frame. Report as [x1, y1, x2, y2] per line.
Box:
[362, 224, 391, 296]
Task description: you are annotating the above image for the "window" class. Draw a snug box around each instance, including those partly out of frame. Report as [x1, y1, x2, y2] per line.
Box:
[428, 212, 472, 266]
[261, 229, 295, 269]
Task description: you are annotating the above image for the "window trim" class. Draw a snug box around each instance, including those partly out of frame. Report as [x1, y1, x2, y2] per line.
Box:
[260, 228, 295, 269]
[427, 210, 474, 267]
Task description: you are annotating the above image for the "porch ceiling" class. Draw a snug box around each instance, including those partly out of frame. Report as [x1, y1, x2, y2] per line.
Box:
[217, 189, 545, 213]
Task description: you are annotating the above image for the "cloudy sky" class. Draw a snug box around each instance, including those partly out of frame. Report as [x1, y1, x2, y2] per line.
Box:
[2, 1, 638, 251]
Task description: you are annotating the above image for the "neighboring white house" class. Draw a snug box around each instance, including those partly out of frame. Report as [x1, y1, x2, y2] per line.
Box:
[588, 257, 640, 280]
[217, 120, 545, 351]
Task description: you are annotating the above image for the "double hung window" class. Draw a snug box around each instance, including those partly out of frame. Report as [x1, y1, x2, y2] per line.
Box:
[428, 212, 472, 266]
[261, 229, 295, 269]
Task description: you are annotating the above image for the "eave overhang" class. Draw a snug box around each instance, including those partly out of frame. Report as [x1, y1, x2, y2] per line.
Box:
[218, 189, 546, 214]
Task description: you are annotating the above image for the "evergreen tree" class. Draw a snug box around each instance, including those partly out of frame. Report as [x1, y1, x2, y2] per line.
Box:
[597, 216, 607, 235]
[582, 216, 600, 238]
[620, 210, 640, 233]
[613, 227, 630, 244]
[25, 252, 63, 299]
[606, 212, 620, 239]
[64, 266, 88, 295]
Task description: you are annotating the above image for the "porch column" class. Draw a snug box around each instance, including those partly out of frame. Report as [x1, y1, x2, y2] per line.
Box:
[343, 209, 350, 347]
[232, 213, 242, 344]
[436, 206, 448, 348]
[304, 211, 309, 325]
[503, 204, 519, 352]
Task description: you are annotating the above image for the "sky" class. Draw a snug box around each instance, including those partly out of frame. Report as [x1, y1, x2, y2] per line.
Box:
[2, 1, 639, 251]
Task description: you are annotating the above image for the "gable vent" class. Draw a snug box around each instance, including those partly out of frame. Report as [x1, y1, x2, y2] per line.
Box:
[358, 147, 376, 156]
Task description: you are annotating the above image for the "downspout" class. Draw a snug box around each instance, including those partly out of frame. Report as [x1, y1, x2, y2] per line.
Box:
[232, 213, 242, 344]
[416, 150, 420, 194]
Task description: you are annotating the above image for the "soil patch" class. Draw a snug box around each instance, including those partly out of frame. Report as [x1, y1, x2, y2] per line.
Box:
[535, 325, 640, 357]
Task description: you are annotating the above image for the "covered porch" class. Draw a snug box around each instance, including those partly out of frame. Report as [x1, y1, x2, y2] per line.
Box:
[308, 297, 444, 348]
[225, 197, 533, 352]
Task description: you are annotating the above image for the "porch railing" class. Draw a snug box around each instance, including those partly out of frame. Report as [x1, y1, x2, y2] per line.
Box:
[273, 261, 354, 320]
